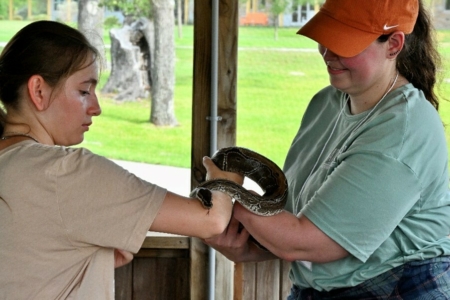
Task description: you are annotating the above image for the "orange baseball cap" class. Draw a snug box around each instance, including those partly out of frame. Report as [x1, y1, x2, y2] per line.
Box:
[297, 0, 419, 57]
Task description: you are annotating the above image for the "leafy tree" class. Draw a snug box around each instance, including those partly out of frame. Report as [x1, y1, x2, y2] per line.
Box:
[12, 0, 27, 10]
[104, 15, 121, 30]
[263, 0, 325, 40]
[99, 0, 153, 22]
[0, 1, 8, 19]
[30, 0, 48, 16]
[264, 0, 289, 40]
[9, 0, 26, 19]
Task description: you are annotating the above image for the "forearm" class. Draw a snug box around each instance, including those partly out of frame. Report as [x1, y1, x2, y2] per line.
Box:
[150, 191, 233, 239]
[234, 204, 349, 263]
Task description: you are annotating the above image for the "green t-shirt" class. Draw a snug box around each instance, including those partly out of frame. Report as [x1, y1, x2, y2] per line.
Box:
[283, 84, 450, 291]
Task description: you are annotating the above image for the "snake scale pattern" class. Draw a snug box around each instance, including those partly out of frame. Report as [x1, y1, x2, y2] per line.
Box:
[190, 147, 288, 216]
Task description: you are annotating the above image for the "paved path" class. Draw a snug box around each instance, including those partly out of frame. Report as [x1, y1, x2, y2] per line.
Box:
[113, 159, 261, 196]
[113, 159, 191, 196]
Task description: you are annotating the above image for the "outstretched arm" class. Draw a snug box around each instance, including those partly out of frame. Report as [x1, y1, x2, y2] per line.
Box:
[232, 203, 348, 263]
[205, 202, 348, 263]
[149, 190, 233, 240]
[202, 156, 349, 263]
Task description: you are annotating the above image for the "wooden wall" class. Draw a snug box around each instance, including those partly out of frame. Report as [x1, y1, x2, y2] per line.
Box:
[115, 235, 292, 300]
[236, 260, 292, 299]
[115, 234, 191, 300]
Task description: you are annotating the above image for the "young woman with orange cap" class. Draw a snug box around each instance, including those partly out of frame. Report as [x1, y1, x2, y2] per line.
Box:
[203, 0, 450, 298]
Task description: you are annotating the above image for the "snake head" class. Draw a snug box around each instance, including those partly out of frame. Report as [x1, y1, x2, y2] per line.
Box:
[194, 187, 213, 209]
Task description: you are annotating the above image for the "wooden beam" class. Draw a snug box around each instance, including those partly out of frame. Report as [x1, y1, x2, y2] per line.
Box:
[215, 0, 239, 150]
[191, 3, 213, 299]
[9, 0, 13, 20]
[67, 0, 71, 22]
[191, 1, 238, 185]
[233, 262, 244, 300]
[47, 0, 51, 20]
[141, 236, 190, 249]
[184, 0, 189, 25]
[27, 0, 31, 20]
[191, 0, 239, 299]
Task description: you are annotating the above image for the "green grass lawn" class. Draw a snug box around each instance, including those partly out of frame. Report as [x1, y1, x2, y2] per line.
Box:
[1, 20, 450, 169]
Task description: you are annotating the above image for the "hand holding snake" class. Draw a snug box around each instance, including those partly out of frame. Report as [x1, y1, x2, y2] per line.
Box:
[190, 147, 288, 217]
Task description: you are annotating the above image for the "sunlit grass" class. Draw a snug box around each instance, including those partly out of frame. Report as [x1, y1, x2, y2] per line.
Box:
[1, 21, 449, 168]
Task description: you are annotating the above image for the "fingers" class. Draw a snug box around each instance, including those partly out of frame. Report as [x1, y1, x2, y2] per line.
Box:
[203, 156, 245, 185]
[203, 156, 220, 181]
[114, 249, 134, 268]
[202, 156, 216, 173]
[228, 215, 248, 239]
[204, 215, 249, 247]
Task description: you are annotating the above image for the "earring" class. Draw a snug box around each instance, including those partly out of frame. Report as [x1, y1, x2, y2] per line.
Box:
[390, 50, 400, 56]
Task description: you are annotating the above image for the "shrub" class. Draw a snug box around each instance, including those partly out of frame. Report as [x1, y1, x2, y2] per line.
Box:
[104, 16, 121, 31]
[30, 14, 49, 21]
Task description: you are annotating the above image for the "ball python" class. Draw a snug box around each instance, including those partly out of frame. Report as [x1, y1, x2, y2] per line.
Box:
[190, 146, 288, 216]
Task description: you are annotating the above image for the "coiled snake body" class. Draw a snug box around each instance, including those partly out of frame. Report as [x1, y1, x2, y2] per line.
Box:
[190, 147, 288, 216]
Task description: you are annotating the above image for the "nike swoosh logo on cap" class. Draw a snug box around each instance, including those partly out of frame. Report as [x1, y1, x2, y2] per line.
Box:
[383, 24, 399, 30]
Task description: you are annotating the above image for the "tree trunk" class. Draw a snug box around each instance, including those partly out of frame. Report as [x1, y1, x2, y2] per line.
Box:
[177, 0, 183, 38]
[77, 0, 105, 63]
[101, 18, 154, 101]
[150, 0, 178, 127]
[274, 17, 279, 40]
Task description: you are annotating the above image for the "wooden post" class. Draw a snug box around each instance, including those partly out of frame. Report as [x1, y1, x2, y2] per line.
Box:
[190, 3, 213, 297]
[214, 1, 239, 298]
[67, 0, 71, 22]
[9, 0, 13, 20]
[191, 0, 239, 299]
[27, 0, 31, 20]
[47, 0, 51, 20]
[184, 0, 189, 25]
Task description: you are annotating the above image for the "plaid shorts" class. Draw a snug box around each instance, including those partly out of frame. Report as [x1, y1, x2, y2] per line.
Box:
[288, 256, 450, 300]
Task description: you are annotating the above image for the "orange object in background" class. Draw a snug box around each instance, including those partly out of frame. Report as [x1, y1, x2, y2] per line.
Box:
[240, 12, 269, 26]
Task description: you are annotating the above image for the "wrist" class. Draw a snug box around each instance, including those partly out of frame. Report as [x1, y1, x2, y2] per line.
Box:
[233, 202, 247, 221]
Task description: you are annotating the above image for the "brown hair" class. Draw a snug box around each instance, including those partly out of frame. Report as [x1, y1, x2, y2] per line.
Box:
[0, 20, 100, 135]
[378, 0, 442, 110]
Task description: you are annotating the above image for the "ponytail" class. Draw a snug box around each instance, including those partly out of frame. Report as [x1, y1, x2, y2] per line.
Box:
[397, 0, 441, 110]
